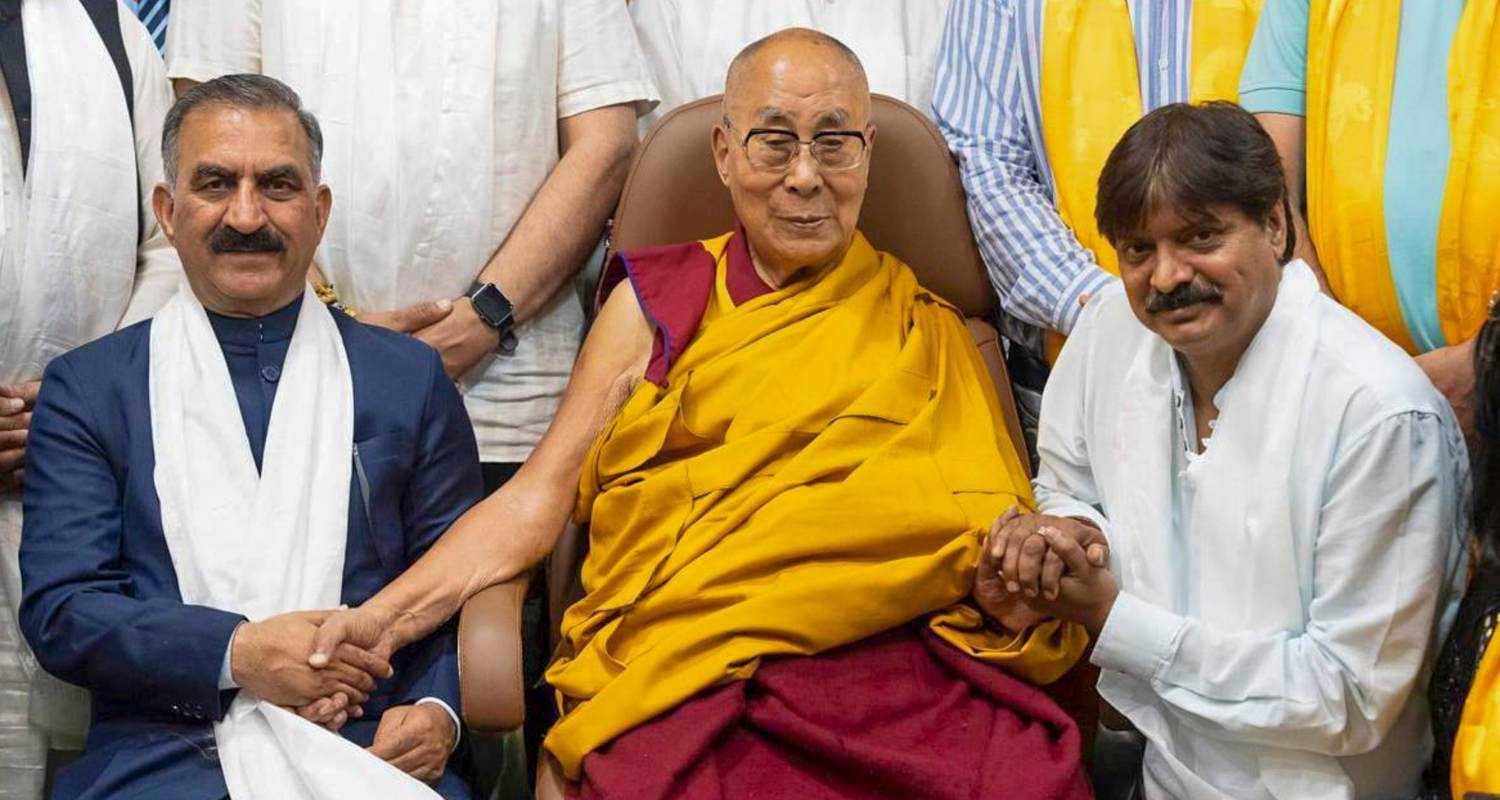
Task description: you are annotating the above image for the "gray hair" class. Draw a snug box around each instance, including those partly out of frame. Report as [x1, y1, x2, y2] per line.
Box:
[161, 73, 324, 185]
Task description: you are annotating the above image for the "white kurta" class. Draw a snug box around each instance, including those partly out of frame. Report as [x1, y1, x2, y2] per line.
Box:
[165, 0, 658, 463]
[0, 4, 180, 798]
[1035, 262, 1467, 800]
[629, 0, 951, 131]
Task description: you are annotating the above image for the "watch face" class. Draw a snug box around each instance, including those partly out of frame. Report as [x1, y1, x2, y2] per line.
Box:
[471, 284, 513, 329]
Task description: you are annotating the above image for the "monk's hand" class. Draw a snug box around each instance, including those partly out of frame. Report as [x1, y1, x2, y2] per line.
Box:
[996, 513, 1108, 602]
[413, 297, 501, 379]
[0, 381, 40, 492]
[232, 610, 393, 708]
[358, 299, 454, 334]
[309, 602, 402, 672]
[1022, 526, 1120, 636]
[369, 702, 456, 784]
[974, 507, 1049, 632]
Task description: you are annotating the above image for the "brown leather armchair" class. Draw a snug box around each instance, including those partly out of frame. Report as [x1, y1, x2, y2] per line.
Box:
[457, 93, 1098, 754]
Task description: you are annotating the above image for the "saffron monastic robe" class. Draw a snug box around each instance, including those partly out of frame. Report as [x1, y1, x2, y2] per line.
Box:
[544, 227, 1091, 797]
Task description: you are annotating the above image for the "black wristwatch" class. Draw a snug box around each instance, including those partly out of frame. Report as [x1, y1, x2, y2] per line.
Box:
[467, 281, 518, 353]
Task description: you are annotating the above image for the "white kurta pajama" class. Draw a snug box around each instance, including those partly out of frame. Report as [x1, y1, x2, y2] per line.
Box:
[1036, 262, 1468, 800]
[0, 4, 179, 798]
[629, 0, 952, 130]
[165, 0, 658, 465]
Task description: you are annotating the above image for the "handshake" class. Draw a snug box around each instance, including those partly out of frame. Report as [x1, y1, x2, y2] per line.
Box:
[228, 607, 457, 784]
[972, 507, 1121, 636]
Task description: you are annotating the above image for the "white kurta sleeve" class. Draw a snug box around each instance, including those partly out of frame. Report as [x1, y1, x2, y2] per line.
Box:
[1032, 295, 1110, 530]
[163, 0, 262, 83]
[120, 3, 182, 326]
[1090, 410, 1465, 756]
[557, 0, 660, 120]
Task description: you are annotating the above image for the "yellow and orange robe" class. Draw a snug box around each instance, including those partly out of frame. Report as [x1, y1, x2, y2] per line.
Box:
[1037, 0, 1262, 359]
[1298, 1, 1500, 353]
[545, 226, 1089, 797]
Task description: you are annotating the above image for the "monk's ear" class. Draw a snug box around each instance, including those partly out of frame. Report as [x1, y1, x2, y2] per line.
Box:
[152, 183, 177, 245]
[711, 124, 733, 188]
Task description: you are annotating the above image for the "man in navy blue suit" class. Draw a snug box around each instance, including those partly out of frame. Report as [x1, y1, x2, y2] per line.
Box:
[17, 75, 479, 800]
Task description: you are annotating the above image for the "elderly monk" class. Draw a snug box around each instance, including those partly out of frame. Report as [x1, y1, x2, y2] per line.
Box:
[307, 28, 1092, 799]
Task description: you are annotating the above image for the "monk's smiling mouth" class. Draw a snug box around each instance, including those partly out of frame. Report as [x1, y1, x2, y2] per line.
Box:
[779, 214, 829, 230]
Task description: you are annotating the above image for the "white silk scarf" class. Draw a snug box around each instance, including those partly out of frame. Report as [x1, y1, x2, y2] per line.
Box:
[149, 284, 437, 800]
[0, 0, 141, 776]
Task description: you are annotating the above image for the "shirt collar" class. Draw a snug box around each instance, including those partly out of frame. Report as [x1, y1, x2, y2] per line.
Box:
[206, 297, 301, 348]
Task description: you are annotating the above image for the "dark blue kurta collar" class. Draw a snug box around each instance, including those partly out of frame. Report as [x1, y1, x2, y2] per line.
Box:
[205, 297, 300, 349]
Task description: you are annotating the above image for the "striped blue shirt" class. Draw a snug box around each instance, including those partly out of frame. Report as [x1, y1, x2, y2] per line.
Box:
[932, 0, 1193, 348]
[126, 0, 169, 53]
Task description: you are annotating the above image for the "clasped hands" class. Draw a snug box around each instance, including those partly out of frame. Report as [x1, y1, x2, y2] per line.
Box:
[229, 609, 455, 784]
[972, 507, 1120, 636]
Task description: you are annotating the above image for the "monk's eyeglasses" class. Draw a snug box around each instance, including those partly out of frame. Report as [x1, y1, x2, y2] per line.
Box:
[724, 118, 868, 174]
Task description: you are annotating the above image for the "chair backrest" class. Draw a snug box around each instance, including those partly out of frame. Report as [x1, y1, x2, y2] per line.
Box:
[609, 93, 1028, 461]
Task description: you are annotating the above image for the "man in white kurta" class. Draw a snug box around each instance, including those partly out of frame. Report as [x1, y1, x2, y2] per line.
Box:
[0, 3, 181, 797]
[989, 102, 1467, 799]
[629, 0, 950, 131]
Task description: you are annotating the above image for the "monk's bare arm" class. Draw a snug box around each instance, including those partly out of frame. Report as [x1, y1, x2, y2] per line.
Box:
[322, 282, 652, 655]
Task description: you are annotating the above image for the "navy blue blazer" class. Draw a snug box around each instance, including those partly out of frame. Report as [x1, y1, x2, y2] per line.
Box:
[18, 308, 482, 800]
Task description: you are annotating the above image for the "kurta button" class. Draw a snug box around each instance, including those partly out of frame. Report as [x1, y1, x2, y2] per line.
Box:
[261, 365, 281, 382]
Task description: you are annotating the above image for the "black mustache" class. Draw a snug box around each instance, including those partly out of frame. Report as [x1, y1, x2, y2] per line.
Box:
[1146, 282, 1224, 314]
[209, 226, 285, 254]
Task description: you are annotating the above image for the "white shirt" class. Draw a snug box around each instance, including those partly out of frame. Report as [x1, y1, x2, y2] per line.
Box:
[1035, 263, 1467, 799]
[630, 0, 951, 131]
[166, 0, 659, 462]
[0, 3, 182, 764]
[0, 3, 180, 385]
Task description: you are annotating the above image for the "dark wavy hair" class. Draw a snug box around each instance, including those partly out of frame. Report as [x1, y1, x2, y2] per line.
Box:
[1472, 313, 1500, 571]
[1095, 101, 1295, 264]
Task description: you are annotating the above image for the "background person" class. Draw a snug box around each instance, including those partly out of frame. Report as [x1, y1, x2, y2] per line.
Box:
[1240, 0, 1500, 437]
[0, 2, 182, 795]
[629, 0, 950, 132]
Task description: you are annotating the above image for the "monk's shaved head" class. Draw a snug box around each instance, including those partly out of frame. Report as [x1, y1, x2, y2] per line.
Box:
[723, 28, 870, 117]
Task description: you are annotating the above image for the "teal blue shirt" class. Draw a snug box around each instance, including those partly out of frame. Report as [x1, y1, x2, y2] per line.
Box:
[1239, 0, 1465, 352]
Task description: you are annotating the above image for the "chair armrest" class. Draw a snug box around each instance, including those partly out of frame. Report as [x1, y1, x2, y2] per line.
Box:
[457, 573, 531, 733]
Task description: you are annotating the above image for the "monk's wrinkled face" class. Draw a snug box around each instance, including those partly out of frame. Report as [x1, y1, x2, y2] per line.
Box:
[713, 42, 873, 278]
[153, 104, 330, 316]
[1115, 203, 1285, 361]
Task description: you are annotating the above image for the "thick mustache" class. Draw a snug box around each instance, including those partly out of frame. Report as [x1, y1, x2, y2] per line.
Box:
[209, 226, 285, 254]
[1146, 282, 1224, 314]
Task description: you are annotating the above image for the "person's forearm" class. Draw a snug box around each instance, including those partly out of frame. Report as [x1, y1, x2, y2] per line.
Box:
[364, 462, 578, 649]
[477, 105, 637, 321]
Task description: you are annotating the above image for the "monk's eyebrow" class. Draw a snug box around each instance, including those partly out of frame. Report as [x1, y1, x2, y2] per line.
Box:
[812, 108, 851, 129]
[753, 107, 795, 128]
